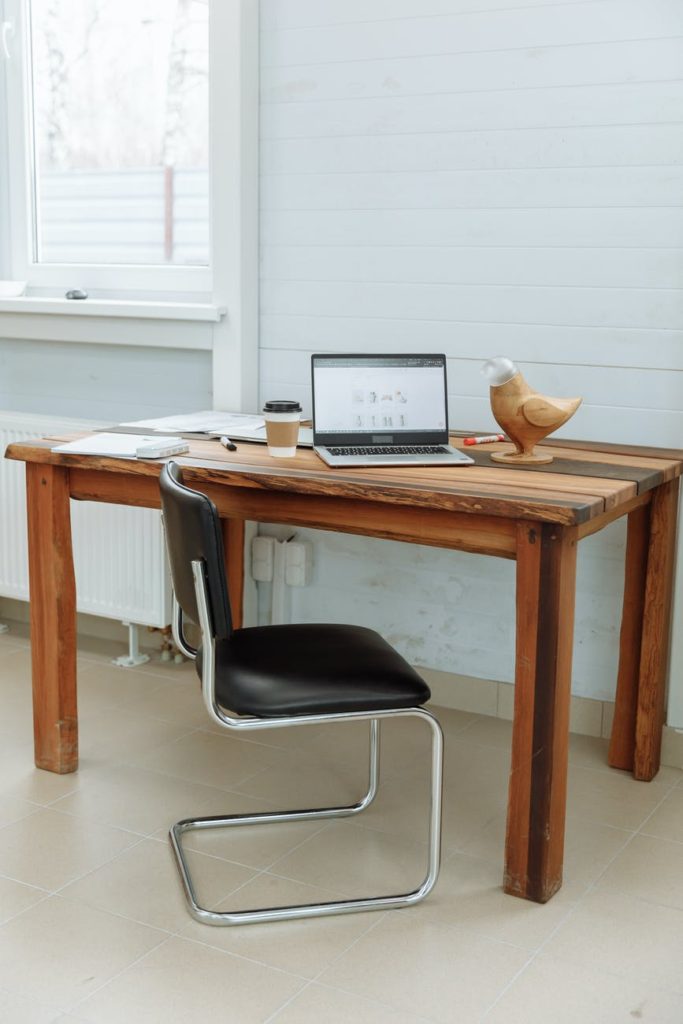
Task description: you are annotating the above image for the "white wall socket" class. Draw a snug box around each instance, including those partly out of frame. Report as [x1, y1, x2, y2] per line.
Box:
[285, 541, 313, 587]
[251, 536, 275, 582]
[251, 536, 312, 587]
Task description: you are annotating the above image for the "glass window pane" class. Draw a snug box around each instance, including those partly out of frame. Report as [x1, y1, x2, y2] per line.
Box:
[28, 0, 209, 267]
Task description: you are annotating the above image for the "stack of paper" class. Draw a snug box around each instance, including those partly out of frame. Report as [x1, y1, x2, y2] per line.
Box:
[121, 411, 267, 437]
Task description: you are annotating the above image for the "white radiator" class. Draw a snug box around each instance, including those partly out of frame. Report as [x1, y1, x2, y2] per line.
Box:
[0, 411, 171, 628]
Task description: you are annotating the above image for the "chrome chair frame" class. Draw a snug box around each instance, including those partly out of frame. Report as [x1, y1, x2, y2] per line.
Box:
[168, 561, 444, 927]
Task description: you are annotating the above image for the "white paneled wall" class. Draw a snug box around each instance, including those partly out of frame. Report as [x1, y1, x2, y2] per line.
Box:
[258, 0, 683, 707]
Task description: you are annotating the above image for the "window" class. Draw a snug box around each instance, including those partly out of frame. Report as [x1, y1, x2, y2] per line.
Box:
[2, 0, 212, 295]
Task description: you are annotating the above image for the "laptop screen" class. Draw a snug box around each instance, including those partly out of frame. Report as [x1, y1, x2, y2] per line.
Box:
[312, 354, 449, 446]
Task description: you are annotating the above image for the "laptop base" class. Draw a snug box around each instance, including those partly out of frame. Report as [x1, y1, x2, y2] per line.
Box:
[314, 445, 474, 468]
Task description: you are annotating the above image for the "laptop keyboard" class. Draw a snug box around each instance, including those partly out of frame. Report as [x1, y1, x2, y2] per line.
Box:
[326, 445, 450, 456]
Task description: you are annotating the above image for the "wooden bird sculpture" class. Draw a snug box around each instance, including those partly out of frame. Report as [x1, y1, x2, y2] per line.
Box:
[482, 357, 582, 465]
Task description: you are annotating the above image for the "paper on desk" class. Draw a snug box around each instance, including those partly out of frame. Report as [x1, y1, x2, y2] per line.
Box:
[52, 433, 182, 459]
[121, 410, 266, 435]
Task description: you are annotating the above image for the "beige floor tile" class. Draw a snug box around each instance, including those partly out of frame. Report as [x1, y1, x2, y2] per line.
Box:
[566, 763, 675, 830]
[567, 732, 613, 770]
[640, 785, 683, 844]
[0, 895, 165, 1009]
[0, 875, 48, 923]
[75, 935, 304, 1023]
[77, 707, 196, 770]
[596, 833, 683, 910]
[51, 762, 247, 835]
[483, 954, 683, 1024]
[176, 810, 329, 870]
[0, 628, 29, 649]
[132, 729, 283, 790]
[441, 782, 508, 854]
[133, 655, 196, 680]
[356, 759, 503, 854]
[0, 987, 65, 1024]
[272, 820, 428, 898]
[409, 854, 575, 949]
[0, 698, 35, 752]
[180, 873, 382, 977]
[0, 808, 139, 890]
[111, 674, 210, 729]
[232, 746, 367, 808]
[72, 662, 165, 715]
[60, 837, 254, 933]
[0, 794, 41, 829]
[320, 912, 529, 1024]
[455, 715, 513, 749]
[0, 753, 83, 805]
[431, 737, 511, 853]
[271, 982, 434, 1024]
[544, 890, 683, 993]
[432, 705, 481, 738]
[235, 713, 444, 775]
[0, 647, 33, 685]
[349, 770, 432, 843]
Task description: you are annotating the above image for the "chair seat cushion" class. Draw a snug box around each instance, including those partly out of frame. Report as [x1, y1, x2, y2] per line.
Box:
[197, 623, 431, 717]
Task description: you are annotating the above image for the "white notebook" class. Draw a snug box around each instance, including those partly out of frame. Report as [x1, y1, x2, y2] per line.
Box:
[52, 433, 186, 459]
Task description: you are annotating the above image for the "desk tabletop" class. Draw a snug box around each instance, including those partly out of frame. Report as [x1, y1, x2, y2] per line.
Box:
[6, 433, 683, 527]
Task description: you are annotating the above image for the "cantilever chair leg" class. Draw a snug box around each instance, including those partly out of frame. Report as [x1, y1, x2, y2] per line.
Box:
[169, 710, 443, 926]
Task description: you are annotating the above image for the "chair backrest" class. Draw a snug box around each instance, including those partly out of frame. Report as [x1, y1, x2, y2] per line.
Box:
[159, 462, 232, 640]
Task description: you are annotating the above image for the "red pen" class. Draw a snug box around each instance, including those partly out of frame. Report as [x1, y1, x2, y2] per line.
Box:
[463, 434, 505, 446]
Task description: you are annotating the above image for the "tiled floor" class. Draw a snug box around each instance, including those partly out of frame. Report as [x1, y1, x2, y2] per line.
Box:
[1, 628, 682, 1023]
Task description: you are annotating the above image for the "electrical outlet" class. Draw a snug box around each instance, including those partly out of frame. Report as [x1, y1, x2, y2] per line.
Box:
[251, 536, 274, 581]
[285, 541, 312, 587]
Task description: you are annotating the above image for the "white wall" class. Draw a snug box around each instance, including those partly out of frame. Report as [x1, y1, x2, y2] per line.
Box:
[258, 0, 683, 704]
[0, 337, 212, 423]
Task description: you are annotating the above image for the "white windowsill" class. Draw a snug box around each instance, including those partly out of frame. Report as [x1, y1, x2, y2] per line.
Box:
[0, 296, 226, 322]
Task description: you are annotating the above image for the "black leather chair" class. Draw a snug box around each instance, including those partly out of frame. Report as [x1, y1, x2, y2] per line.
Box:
[159, 461, 443, 926]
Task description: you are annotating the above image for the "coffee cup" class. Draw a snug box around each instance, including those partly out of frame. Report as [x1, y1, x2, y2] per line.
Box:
[263, 400, 302, 457]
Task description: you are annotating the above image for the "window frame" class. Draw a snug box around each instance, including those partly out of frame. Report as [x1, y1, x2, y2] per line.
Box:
[0, 0, 259, 417]
[1, 0, 214, 296]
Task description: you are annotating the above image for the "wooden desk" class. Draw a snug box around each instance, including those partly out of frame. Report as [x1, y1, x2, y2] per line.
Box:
[5, 434, 682, 904]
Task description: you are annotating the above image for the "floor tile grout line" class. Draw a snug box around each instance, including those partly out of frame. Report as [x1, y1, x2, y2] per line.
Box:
[49, 888, 176, 940]
[478, 811, 654, 1017]
[302, 912, 444, 1024]
[636, 779, 683, 831]
[264, 973, 437, 1024]
[50, 834, 152, 900]
[477, 949, 539, 1022]
[0, 890, 53, 930]
[64, 930, 175, 1017]
[166, 918, 332, 983]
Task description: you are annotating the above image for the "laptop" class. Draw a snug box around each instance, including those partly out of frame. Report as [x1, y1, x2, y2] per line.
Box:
[312, 353, 474, 467]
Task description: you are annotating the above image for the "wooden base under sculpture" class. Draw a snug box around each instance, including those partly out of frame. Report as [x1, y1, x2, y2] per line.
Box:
[490, 447, 554, 465]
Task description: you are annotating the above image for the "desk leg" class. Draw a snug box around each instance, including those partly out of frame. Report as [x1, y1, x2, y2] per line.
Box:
[221, 518, 245, 629]
[26, 464, 78, 774]
[609, 480, 679, 780]
[505, 522, 577, 903]
[608, 505, 650, 772]
[634, 479, 679, 780]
